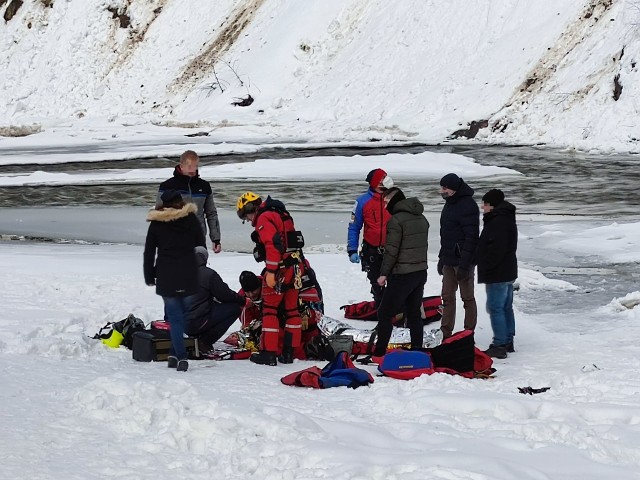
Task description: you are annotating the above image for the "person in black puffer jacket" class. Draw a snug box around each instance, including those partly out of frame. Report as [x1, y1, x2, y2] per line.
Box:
[185, 246, 245, 353]
[437, 173, 479, 339]
[372, 187, 429, 356]
[477, 189, 518, 359]
[144, 190, 205, 372]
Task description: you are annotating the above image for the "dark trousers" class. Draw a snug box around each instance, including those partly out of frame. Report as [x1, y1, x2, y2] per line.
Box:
[373, 270, 427, 356]
[186, 302, 242, 352]
[361, 243, 385, 307]
[440, 265, 477, 338]
[163, 296, 192, 360]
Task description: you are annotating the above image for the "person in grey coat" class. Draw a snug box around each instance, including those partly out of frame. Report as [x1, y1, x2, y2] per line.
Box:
[157, 150, 222, 253]
[372, 187, 429, 356]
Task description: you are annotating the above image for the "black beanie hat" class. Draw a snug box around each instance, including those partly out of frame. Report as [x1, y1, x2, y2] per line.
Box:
[440, 173, 463, 191]
[239, 271, 261, 292]
[160, 189, 183, 207]
[482, 189, 505, 207]
[385, 187, 406, 213]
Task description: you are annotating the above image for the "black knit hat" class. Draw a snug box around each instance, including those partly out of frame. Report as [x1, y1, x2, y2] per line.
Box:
[160, 189, 182, 207]
[440, 173, 462, 191]
[239, 271, 261, 292]
[482, 189, 505, 207]
[384, 187, 406, 213]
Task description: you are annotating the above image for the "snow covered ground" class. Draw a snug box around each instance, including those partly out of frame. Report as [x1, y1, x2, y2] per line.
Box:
[2, 0, 640, 477]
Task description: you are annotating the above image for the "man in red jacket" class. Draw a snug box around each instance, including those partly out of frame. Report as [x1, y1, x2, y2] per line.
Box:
[237, 192, 306, 366]
[347, 168, 394, 306]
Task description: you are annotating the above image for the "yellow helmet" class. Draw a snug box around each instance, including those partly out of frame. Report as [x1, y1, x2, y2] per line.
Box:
[237, 191, 261, 219]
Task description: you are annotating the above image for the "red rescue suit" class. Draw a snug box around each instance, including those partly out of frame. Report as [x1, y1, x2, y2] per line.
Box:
[251, 199, 304, 352]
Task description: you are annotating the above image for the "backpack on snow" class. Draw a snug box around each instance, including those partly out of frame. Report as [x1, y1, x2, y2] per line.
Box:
[281, 351, 374, 389]
[93, 314, 146, 349]
[377, 349, 434, 380]
[375, 331, 495, 380]
[304, 334, 354, 361]
[340, 296, 442, 324]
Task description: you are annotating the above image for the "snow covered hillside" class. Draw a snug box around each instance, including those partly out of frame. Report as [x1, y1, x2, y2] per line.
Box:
[1, 0, 638, 152]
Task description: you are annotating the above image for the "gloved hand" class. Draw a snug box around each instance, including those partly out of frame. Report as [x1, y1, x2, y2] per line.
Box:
[437, 259, 443, 276]
[265, 272, 277, 288]
[349, 252, 360, 264]
[456, 267, 470, 282]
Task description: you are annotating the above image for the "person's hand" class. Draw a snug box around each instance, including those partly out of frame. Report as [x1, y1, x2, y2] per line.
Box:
[213, 242, 222, 254]
[437, 259, 444, 276]
[456, 267, 469, 282]
[377, 275, 387, 287]
[265, 272, 277, 288]
[349, 252, 360, 264]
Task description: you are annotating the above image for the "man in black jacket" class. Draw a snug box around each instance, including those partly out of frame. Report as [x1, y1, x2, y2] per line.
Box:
[437, 173, 479, 339]
[373, 187, 429, 356]
[477, 189, 518, 359]
[157, 150, 222, 253]
[185, 246, 245, 353]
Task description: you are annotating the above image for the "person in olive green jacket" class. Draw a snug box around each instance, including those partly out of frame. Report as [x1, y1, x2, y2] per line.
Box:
[372, 187, 429, 356]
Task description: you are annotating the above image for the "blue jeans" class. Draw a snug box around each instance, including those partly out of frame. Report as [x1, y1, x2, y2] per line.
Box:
[485, 282, 515, 346]
[163, 296, 193, 360]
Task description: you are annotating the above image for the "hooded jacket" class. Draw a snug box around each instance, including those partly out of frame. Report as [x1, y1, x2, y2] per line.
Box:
[477, 201, 518, 284]
[157, 165, 221, 244]
[143, 203, 205, 297]
[187, 246, 245, 323]
[439, 180, 480, 269]
[380, 197, 429, 276]
[347, 188, 391, 253]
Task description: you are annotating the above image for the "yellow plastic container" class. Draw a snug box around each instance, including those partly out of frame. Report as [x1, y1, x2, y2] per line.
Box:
[101, 329, 124, 348]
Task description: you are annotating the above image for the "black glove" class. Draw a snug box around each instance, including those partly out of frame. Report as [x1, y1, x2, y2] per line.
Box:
[456, 267, 469, 282]
[437, 259, 443, 276]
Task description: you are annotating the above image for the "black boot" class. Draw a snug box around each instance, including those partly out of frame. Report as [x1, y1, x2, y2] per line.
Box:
[250, 350, 277, 366]
[506, 341, 515, 353]
[177, 359, 189, 372]
[484, 344, 507, 359]
[278, 347, 294, 364]
[167, 356, 178, 368]
[278, 332, 294, 364]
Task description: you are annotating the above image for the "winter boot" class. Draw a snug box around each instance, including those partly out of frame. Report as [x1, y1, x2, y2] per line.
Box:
[278, 332, 294, 364]
[250, 350, 277, 366]
[177, 359, 189, 372]
[484, 344, 508, 359]
[167, 356, 178, 368]
[278, 347, 294, 364]
[506, 341, 515, 353]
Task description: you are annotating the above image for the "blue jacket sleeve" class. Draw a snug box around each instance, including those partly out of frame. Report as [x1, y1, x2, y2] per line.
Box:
[347, 197, 365, 253]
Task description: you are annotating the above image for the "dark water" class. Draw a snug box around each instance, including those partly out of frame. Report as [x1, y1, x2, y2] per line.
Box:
[1, 143, 638, 315]
[1, 144, 638, 217]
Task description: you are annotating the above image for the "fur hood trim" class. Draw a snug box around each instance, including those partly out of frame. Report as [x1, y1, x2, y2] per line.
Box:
[147, 203, 197, 222]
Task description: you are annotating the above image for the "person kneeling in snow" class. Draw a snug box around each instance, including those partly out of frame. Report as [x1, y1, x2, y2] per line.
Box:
[185, 246, 246, 353]
[230, 267, 323, 360]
